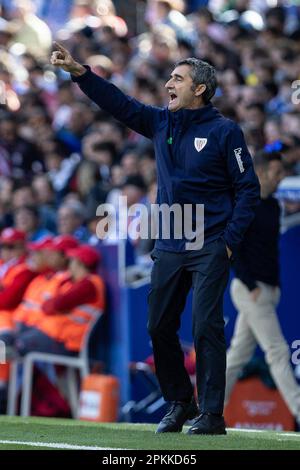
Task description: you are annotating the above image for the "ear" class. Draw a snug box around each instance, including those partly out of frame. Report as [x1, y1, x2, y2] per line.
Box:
[195, 84, 206, 97]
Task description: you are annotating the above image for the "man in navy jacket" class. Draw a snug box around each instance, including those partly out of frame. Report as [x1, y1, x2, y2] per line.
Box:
[51, 43, 260, 435]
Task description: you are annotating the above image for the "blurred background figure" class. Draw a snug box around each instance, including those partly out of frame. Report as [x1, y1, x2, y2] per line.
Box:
[14, 205, 53, 241]
[226, 150, 300, 427]
[9, 0, 52, 59]
[57, 200, 90, 241]
[0, 228, 36, 346]
[15, 244, 105, 357]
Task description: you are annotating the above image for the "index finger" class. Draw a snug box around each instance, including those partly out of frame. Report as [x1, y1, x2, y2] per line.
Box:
[53, 41, 68, 53]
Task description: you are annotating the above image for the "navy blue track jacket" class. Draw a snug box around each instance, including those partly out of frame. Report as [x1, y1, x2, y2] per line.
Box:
[72, 67, 260, 253]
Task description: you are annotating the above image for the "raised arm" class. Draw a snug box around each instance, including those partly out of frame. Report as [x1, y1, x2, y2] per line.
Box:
[51, 42, 165, 139]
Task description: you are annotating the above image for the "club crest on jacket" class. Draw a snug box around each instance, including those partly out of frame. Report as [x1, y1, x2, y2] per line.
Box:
[194, 138, 207, 152]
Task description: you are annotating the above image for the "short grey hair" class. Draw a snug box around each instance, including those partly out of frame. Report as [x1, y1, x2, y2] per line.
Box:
[175, 58, 217, 104]
[60, 200, 86, 221]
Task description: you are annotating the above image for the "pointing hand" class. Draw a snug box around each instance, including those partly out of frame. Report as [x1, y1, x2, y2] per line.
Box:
[50, 42, 86, 76]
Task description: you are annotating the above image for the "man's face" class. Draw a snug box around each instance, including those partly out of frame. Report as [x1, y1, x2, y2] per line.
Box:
[12, 187, 34, 210]
[258, 160, 285, 195]
[28, 251, 47, 272]
[165, 65, 205, 112]
[0, 244, 21, 263]
[267, 160, 285, 193]
[0, 120, 16, 142]
[69, 258, 82, 277]
[121, 185, 143, 207]
[15, 209, 37, 234]
[58, 207, 81, 235]
[46, 250, 66, 270]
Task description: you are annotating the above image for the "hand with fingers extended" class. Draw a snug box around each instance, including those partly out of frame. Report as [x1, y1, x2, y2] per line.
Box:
[50, 42, 86, 76]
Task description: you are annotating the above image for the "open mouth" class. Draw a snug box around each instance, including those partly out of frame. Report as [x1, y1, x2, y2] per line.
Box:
[169, 93, 177, 104]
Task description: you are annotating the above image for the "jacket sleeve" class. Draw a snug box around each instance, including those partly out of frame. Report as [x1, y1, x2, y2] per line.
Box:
[0, 269, 37, 310]
[71, 66, 165, 139]
[222, 122, 260, 254]
[41, 278, 98, 315]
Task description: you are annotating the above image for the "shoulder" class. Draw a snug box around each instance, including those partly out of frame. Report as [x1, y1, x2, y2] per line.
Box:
[207, 116, 241, 150]
[153, 107, 169, 127]
[88, 274, 105, 290]
[214, 116, 242, 135]
[269, 196, 281, 211]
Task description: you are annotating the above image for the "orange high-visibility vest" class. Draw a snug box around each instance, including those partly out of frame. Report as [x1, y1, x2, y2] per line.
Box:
[37, 274, 105, 352]
[1, 262, 28, 287]
[0, 260, 32, 383]
[13, 271, 71, 328]
[0, 262, 32, 334]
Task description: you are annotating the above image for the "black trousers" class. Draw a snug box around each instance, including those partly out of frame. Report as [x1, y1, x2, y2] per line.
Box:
[147, 238, 230, 415]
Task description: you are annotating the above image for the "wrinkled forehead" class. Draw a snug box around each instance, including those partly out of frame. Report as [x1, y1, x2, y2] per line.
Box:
[170, 64, 192, 80]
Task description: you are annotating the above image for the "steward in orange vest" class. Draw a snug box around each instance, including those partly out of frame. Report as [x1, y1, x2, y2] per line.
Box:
[0, 228, 36, 387]
[15, 245, 105, 356]
[0, 229, 36, 343]
[13, 236, 56, 329]
[13, 235, 79, 330]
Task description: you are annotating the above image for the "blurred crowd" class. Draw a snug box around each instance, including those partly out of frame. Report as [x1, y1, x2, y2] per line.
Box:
[0, 0, 300, 264]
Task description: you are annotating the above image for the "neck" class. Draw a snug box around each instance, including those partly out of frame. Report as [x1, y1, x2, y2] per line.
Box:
[186, 99, 205, 110]
[260, 187, 271, 199]
[73, 268, 89, 281]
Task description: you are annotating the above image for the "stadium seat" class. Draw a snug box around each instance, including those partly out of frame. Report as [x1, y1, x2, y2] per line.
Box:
[7, 310, 104, 418]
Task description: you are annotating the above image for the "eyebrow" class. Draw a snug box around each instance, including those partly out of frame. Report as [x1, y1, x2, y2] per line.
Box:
[170, 73, 184, 80]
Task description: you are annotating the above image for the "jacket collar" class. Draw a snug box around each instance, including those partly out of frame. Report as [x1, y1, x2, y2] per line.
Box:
[170, 102, 221, 128]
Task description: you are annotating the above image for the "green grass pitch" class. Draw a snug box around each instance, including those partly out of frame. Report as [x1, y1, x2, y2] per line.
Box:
[0, 416, 299, 450]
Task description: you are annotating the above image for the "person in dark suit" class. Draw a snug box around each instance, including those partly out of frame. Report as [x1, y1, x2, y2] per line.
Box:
[51, 43, 260, 434]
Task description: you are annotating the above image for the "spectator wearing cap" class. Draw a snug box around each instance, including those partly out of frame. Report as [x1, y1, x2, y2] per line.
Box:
[13, 236, 56, 330]
[13, 235, 78, 332]
[57, 200, 90, 242]
[45, 234, 79, 271]
[16, 245, 105, 356]
[0, 228, 37, 394]
[0, 228, 37, 345]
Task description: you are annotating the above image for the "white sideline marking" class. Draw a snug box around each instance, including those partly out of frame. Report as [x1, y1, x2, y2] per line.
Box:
[228, 428, 300, 438]
[0, 440, 127, 450]
[1, 429, 299, 449]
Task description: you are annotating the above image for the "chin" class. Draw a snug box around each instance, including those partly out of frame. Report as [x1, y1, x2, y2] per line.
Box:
[168, 102, 181, 112]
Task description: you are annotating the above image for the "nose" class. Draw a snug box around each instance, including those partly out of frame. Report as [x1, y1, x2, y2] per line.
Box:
[165, 78, 173, 89]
